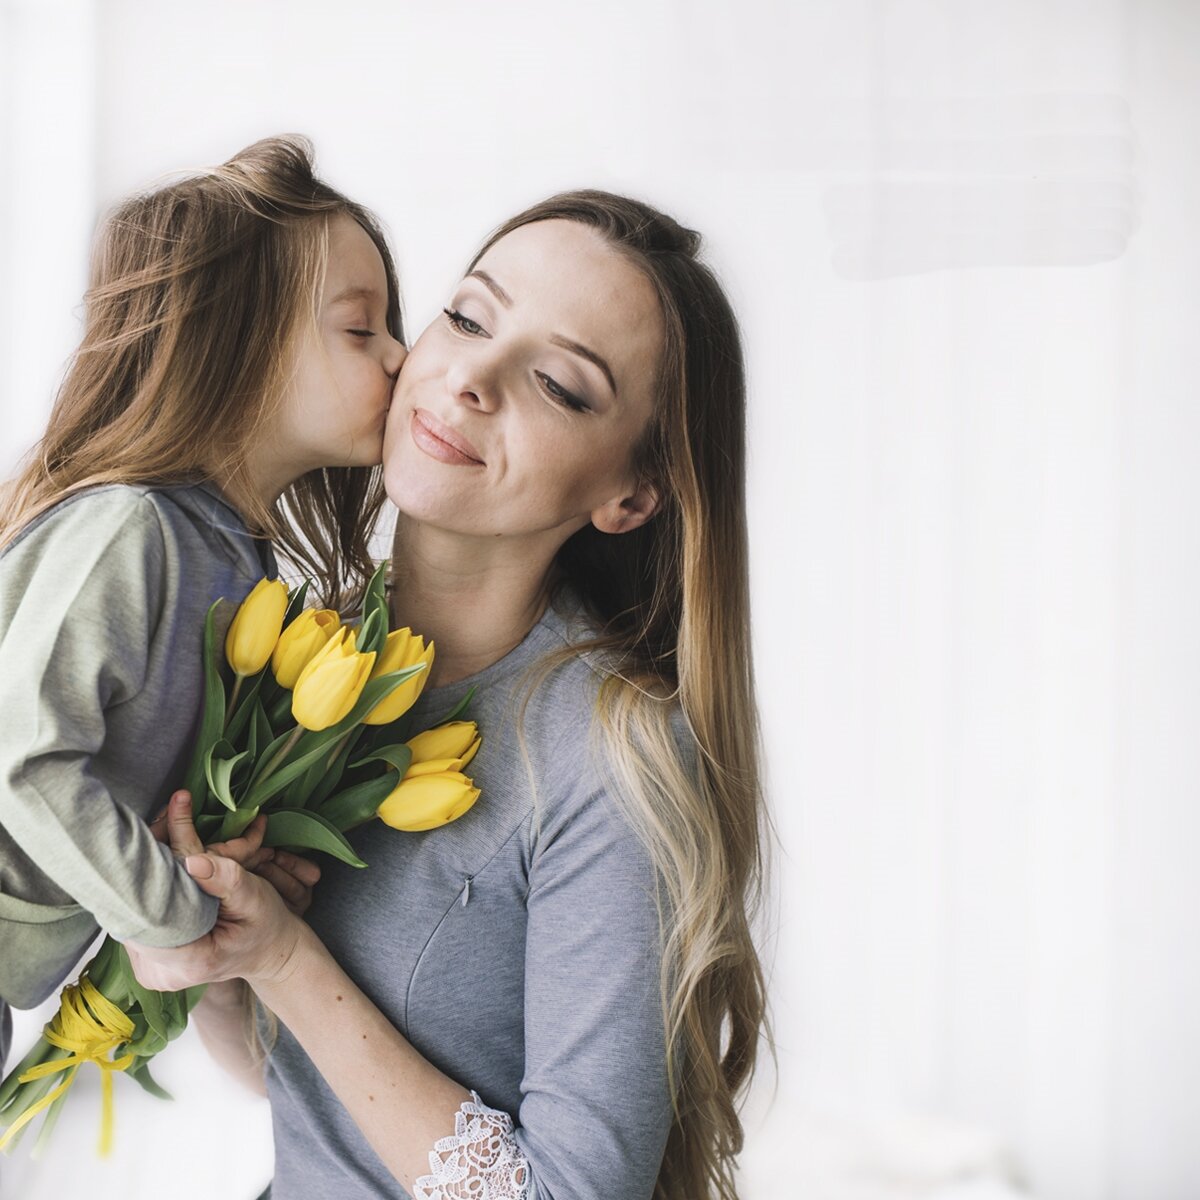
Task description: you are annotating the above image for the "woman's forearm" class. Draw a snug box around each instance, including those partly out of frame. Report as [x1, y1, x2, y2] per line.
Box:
[191, 979, 268, 1097]
[249, 922, 472, 1193]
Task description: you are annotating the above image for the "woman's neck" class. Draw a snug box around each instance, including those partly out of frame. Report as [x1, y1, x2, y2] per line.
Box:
[387, 517, 558, 689]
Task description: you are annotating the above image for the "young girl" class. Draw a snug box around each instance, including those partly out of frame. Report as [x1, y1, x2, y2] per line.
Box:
[129, 190, 771, 1200]
[0, 136, 406, 1067]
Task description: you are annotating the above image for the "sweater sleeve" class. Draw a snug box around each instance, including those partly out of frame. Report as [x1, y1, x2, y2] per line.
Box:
[0, 491, 218, 945]
[509, 779, 673, 1200]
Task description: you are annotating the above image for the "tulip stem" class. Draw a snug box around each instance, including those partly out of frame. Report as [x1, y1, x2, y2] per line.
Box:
[225, 676, 245, 728]
[258, 726, 304, 784]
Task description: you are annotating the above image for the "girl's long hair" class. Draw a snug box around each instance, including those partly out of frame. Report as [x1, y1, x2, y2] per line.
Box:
[473, 193, 774, 1200]
[0, 135, 402, 608]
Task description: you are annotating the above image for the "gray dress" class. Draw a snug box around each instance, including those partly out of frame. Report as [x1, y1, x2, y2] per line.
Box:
[263, 593, 683, 1200]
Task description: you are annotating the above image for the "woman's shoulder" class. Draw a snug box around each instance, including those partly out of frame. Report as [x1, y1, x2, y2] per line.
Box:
[519, 590, 697, 793]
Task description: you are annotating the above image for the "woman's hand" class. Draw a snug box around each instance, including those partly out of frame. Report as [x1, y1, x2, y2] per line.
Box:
[128, 794, 310, 992]
[149, 789, 321, 916]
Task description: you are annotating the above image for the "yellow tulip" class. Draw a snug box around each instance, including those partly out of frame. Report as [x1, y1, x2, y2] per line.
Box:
[291, 628, 376, 732]
[271, 608, 341, 688]
[377, 771, 480, 832]
[363, 627, 435, 725]
[404, 721, 481, 777]
[224, 578, 289, 676]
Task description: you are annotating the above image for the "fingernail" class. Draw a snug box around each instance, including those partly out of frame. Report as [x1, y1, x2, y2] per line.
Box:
[172, 791, 191, 807]
[185, 855, 214, 879]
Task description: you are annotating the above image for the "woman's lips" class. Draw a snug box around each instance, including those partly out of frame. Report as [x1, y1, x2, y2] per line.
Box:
[410, 409, 485, 466]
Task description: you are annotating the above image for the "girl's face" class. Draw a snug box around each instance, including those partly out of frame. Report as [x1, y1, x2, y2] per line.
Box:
[382, 219, 664, 545]
[275, 214, 406, 472]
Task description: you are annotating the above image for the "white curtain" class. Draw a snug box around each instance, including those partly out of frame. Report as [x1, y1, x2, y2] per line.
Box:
[1, 3, 1195, 1198]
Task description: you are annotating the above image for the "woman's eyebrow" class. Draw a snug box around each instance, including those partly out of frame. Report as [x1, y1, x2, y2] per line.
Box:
[467, 270, 512, 306]
[467, 270, 617, 397]
[550, 335, 617, 397]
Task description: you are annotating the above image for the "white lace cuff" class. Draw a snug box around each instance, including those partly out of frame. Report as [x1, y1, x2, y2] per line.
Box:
[411, 1090, 531, 1200]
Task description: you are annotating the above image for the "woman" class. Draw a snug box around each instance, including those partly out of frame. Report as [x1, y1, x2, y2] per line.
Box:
[129, 190, 771, 1200]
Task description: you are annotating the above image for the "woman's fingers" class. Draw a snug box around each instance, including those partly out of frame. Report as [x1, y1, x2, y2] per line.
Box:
[242, 847, 276, 873]
[269, 848, 321, 887]
[254, 862, 308, 915]
[253, 854, 319, 917]
[207, 812, 269, 866]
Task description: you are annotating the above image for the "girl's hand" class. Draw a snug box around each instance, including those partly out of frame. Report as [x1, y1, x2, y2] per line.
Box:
[149, 790, 321, 916]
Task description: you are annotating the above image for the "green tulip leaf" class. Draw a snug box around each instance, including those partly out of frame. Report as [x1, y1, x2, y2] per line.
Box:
[205, 741, 250, 812]
[283, 578, 310, 624]
[125, 1056, 174, 1101]
[356, 608, 383, 658]
[125, 973, 169, 1044]
[224, 669, 267, 744]
[319, 772, 400, 832]
[127, 1025, 168, 1058]
[195, 812, 224, 841]
[262, 809, 368, 869]
[244, 666, 426, 810]
[215, 804, 260, 841]
[349, 743, 412, 776]
[353, 560, 391, 658]
[253, 697, 275, 754]
[428, 686, 477, 728]
[305, 729, 362, 810]
[181, 601, 229, 801]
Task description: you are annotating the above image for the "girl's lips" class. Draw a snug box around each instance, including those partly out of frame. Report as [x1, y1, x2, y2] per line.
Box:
[410, 409, 485, 466]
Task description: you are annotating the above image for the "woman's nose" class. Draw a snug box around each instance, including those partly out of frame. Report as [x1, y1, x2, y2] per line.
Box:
[446, 354, 500, 413]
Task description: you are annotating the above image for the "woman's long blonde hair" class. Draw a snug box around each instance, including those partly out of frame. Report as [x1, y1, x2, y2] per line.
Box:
[0, 135, 403, 607]
[475, 193, 774, 1200]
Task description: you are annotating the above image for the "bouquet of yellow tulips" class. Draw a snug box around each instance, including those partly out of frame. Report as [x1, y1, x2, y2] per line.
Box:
[0, 562, 480, 1157]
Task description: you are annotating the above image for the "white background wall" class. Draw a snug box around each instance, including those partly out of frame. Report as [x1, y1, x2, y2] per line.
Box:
[1, 2, 1197, 1198]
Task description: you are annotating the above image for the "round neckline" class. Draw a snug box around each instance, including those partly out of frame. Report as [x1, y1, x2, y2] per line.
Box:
[404, 592, 581, 717]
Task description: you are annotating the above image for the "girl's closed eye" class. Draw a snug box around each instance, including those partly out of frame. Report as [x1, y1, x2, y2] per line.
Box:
[346, 327, 375, 339]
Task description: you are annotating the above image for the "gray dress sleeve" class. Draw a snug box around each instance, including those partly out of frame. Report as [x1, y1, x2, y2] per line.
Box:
[0, 491, 218, 946]
[515, 779, 673, 1199]
[412, 777, 672, 1200]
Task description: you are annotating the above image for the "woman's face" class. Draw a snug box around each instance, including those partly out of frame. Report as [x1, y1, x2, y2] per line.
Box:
[381, 219, 664, 544]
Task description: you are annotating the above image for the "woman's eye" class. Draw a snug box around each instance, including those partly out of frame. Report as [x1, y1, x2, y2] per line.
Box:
[536, 371, 589, 413]
[443, 308, 486, 337]
[347, 328, 375, 339]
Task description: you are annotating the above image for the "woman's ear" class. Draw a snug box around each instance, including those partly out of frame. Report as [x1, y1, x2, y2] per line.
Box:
[590, 479, 661, 535]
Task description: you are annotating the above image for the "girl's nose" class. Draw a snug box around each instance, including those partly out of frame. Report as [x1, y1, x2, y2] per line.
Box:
[385, 337, 408, 379]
